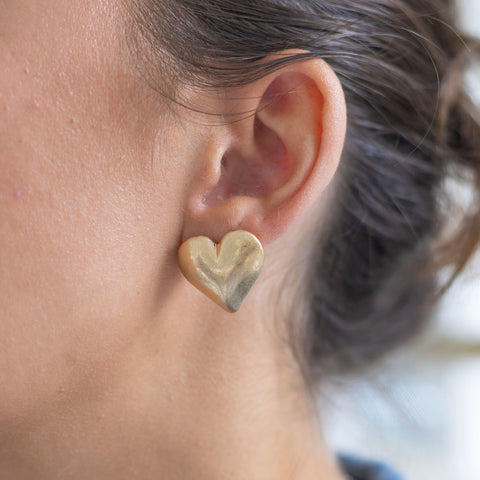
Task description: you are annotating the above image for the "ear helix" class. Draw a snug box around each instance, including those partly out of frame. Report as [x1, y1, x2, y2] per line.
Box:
[178, 230, 264, 313]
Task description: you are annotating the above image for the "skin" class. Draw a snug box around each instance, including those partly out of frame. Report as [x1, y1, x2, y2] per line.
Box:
[0, 1, 347, 479]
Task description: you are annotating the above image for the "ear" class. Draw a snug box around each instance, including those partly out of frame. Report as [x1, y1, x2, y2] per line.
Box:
[181, 51, 346, 247]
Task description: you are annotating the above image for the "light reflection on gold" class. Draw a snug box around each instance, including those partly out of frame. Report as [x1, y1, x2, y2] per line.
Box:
[178, 230, 264, 313]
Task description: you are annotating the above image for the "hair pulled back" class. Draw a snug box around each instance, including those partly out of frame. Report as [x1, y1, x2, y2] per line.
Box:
[125, 0, 480, 382]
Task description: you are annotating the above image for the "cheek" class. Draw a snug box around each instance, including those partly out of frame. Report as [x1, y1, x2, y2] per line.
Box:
[0, 125, 152, 420]
[0, 114, 170, 422]
[0, 2, 180, 421]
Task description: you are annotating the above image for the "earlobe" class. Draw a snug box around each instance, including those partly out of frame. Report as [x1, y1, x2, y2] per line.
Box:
[184, 52, 346, 246]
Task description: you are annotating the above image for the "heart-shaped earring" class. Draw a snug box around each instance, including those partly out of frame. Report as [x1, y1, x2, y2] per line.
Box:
[178, 230, 264, 313]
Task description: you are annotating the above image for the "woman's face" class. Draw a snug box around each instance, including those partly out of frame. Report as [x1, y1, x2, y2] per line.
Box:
[0, 0, 183, 420]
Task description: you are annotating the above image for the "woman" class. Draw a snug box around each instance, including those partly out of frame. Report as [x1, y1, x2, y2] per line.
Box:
[1, 0, 479, 478]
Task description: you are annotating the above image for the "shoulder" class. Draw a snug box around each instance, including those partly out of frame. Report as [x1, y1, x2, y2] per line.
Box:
[338, 453, 405, 480]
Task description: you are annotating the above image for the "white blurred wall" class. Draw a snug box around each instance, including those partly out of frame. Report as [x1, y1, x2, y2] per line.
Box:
[458, 0, 480, 36]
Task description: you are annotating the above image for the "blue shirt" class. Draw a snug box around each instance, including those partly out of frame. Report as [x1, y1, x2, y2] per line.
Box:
[338, 454, 405, 480]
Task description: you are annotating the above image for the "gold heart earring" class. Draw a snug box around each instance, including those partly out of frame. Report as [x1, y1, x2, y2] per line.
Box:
[178, 230, 264, 313]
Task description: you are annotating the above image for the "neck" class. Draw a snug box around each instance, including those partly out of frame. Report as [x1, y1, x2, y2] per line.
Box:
[0, 286, 344, 480]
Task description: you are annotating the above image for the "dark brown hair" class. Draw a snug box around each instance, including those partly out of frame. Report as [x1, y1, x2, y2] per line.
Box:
[124, 0, 480, 382]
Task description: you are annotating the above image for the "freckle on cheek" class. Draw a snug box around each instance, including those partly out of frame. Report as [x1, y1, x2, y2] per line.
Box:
[11, 189, 23, 199]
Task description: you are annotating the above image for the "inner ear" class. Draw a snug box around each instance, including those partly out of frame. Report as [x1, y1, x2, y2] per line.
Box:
[203, 113, 292, 206]
[202, 70, 323, 208]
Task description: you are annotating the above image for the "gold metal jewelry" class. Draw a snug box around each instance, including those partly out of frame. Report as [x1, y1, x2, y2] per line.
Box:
[178, 230, 264, 313]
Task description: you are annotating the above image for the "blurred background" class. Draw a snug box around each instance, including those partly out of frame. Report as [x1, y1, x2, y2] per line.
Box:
[321, 1, 480, 478]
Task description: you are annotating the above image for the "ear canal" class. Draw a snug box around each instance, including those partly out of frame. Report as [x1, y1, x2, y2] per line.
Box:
[203, 115, 291, 206]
